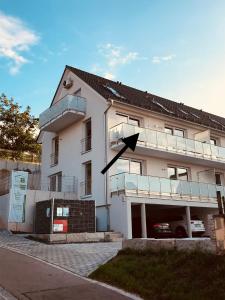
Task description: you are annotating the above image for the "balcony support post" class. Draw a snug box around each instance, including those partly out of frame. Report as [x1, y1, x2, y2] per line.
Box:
[185, 206, 192, 238]
[141, 203, 147, 238]
[126, 201, 132, 239]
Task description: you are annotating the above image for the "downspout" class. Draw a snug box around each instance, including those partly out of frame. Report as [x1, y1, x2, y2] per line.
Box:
[104, 99, 114, 231]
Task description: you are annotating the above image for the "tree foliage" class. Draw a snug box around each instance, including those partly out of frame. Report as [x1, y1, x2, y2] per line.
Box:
[0, 93, 41, 158]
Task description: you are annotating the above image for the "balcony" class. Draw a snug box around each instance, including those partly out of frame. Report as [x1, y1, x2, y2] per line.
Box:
[110, 123, 225, 168]
[111, 173, 222, 205]
[39, 95, 86, 132]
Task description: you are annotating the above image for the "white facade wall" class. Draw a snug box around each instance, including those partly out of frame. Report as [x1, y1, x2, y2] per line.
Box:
[41, 69, 109, 230]
[0, 193, 10, 229]
[40, 69, 225, 234]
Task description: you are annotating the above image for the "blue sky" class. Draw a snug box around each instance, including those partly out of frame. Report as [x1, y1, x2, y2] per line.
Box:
[0, 1, 225, 117]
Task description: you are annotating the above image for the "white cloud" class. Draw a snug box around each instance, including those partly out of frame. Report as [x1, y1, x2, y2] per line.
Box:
[98, 43, 141, 68]
[152, 54, 176, 64]
[0, 11, 39, 74]
[93, 43, 146, 80]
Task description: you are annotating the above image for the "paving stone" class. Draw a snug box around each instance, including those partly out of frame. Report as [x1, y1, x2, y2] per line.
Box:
[0, 233, 122, 277]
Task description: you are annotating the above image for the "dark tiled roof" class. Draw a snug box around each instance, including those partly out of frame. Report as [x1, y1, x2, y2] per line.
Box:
[67, 65, 225, 132]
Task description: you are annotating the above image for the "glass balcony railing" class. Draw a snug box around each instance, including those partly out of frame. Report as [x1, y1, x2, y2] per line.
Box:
[39, 95, 86, 129]
[110, 123, 225, 163]
[111, 172, 222, 202]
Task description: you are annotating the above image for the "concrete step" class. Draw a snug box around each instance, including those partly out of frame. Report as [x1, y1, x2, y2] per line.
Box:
[104, 232, 123, 242]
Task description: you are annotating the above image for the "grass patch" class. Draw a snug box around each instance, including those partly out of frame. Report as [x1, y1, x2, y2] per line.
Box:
[89, 248, 225, 300]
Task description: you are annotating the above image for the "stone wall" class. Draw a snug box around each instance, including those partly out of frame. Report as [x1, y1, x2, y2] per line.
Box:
[122, 238, 216, 253]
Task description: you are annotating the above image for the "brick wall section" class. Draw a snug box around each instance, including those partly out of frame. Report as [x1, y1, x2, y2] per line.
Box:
[35, 199, 95, 234]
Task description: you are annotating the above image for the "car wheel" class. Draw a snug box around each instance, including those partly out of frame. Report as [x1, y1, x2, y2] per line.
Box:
[175, 227, 187, 238]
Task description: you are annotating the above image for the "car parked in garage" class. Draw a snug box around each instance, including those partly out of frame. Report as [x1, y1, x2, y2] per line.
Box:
[149, 222, 173, 238]
[169, 215, 205, 238]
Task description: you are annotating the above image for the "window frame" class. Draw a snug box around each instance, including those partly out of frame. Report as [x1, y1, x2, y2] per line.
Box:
[51, 136, 59, 166]
[82, 118, 92, 153]
[116, 112, 141, 127]
[164, 126, 185, 138]
[115, 157, 143, 175]
[83, 161, 92, 196]
[215, 173, 222, 185]
[210, 137, 217, 146]
[167, 165, 189, 181]
[49, 172, 62, 192]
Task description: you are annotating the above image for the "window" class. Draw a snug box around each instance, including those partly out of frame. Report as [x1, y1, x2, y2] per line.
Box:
[57, 207, 63, 216]
[116, 158, 129, 174]
[49, 172, 62, 192]
[116, 113, 140, 127]
[179, 108, 189, 116]
[152, 99, 175, 114]
[51, 136, 59, 166]
[165, 127, 173, 135]
[56, 207, 69, 217]
[165, 126, 185, 137]
[130, 161, 142, 174]
[116, 158, 142, 175]
[129, 117, 140, 127]
[103, 85, 125, 99]
[190, 112, 200, 119]
[84, 119, 92, 152]
[63, 207, 69, 217]
[209, 117, 225, 130]
[174, 129, 184, 137]
[215, 173, 222, 185]
[210, 138, 217, 146]
[168, 166, 188, 181]
[84, 161, 92, 195]
[46, 208, 50, 218]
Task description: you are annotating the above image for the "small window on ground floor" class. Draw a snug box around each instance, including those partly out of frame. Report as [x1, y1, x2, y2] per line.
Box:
[56, 206, 70, 217]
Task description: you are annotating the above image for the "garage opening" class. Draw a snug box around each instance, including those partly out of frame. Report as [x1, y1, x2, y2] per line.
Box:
[131, 203, 217, 239]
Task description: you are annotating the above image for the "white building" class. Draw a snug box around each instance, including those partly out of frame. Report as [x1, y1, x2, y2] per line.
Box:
[38, 65, 225, 238]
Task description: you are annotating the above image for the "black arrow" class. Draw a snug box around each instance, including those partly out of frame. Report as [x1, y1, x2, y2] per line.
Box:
[101, 133, 139, 174]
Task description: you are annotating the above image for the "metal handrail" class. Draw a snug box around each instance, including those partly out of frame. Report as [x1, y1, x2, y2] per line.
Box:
[50, 153, 58, 166]
[80, 180, 92, 196]
[81, 136, 92, 154]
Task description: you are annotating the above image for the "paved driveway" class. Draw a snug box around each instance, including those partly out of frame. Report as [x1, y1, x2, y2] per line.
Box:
[0, 232, 122, 277]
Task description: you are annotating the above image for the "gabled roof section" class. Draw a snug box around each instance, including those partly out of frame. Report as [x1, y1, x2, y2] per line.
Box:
[67, 65, 225, 132]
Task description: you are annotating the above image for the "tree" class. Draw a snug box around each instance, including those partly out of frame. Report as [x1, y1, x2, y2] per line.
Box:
[0, 93, 41, 159]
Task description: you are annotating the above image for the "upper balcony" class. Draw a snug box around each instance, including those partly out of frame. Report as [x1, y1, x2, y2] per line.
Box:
[111, 172, 221, 205]
[39, 95, 86, 132]
[110, 123, 225, 168]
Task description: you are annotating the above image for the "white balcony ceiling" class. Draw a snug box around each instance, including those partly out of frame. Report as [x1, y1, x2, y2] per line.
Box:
[41, 111, 85, 133]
